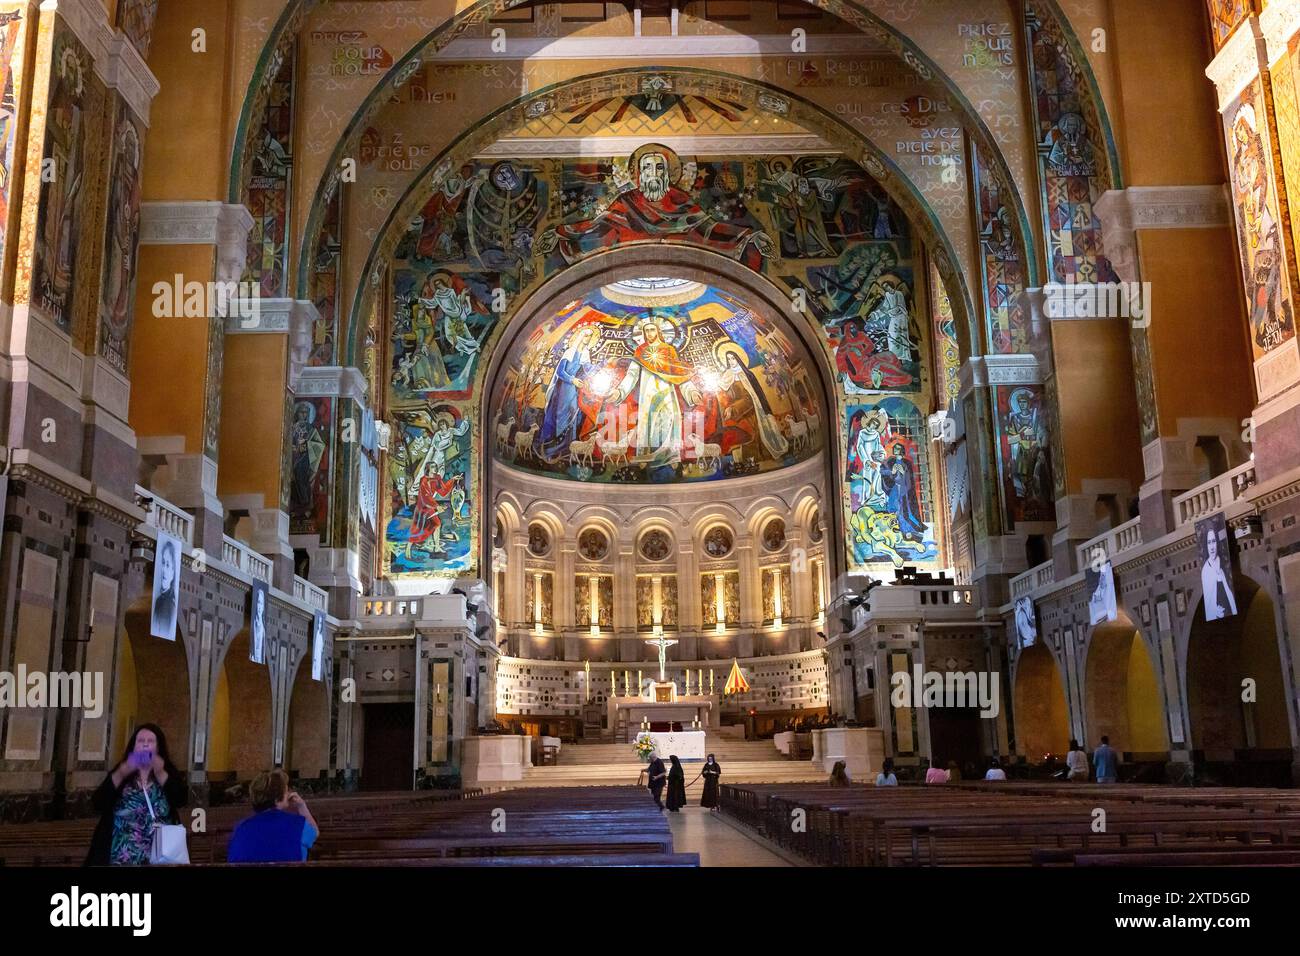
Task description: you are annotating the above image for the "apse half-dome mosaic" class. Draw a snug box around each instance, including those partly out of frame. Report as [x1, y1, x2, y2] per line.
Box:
[491, 281, 823, 483]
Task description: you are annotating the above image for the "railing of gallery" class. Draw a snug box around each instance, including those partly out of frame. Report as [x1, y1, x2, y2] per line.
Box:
[1172, 459, 1257, 527]
[136, 484, 331, 618]
[1010, 560, 1056, 600]
[135, 485, 195, 548]
[294, 577, 329, 611]
[357, 594, 474, 627]
[222, 536, 274, 584]
[1074, 515, 1144, 570]
[848, 584, 981, 629]
[1008, 459, 1258, 608]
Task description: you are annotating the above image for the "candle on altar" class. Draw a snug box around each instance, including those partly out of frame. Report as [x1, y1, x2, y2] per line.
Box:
[624, 670, 630, 696]
[638, 670, 643, 691]
[709, 669, 715, 693]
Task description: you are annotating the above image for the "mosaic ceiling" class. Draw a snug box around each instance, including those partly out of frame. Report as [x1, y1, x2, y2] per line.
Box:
[491, 280, 825, 483]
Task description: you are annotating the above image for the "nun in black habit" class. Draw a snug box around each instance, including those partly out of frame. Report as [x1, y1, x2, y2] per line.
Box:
[700, 753, 722, 810]
[665, 755, 687, 812]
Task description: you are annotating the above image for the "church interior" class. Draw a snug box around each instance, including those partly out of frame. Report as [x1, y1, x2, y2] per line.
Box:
[4, 0, 1300, 886]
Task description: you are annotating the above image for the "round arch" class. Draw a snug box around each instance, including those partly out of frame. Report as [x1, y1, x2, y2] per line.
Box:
[477, 243, 849, 581]
[212, 632, 275, 780]
[1185, 575, 1291, 773]
[1083, 616, 1167, 757]
[256, 0, 1039, 310]
[286, 655, 330, 785]
[1012, 642, 1070, 760]
[119, 599, 192, 768]
[344, 65, 981, 368]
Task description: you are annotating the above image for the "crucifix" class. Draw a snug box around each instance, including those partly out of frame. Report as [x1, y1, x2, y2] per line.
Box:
[645, 632, 678, 683]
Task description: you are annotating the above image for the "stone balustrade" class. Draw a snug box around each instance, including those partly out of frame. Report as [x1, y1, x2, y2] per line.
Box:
[135, 484, 195, 547]
[1173, 460, 1257, 528]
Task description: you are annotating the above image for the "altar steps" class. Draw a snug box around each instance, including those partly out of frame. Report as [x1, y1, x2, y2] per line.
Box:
[554, 740, 783, 766]
[512, 759, 827, 789]
[508, 737, 827, 789]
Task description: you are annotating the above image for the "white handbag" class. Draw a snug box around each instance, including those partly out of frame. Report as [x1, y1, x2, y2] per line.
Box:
[142, 783, 190, 865]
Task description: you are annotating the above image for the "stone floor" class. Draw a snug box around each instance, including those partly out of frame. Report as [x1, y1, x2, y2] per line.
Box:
[663, 805, 795, 867]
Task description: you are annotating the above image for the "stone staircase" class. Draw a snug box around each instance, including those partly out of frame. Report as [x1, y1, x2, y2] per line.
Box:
[510, 737, 826, 789]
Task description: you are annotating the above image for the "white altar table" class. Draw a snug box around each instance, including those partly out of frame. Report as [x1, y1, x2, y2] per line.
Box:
[636, 730, 707, 760]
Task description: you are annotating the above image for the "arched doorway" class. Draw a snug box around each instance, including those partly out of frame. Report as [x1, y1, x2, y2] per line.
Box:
[1186, 577, 1292, 785]
[1013, 643, 1070, 761]
[1084, 619, 1168, 769]
[118, 599, 191, 766]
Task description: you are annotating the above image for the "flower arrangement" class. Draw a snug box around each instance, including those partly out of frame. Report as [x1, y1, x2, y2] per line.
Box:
[633, 736, 657, 762]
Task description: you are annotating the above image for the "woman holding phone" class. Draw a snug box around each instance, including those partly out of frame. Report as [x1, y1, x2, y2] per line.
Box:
[86, 724, 187, 866]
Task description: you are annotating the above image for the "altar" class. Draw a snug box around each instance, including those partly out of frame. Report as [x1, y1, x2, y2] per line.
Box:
[636, 730, 707, 760]
[611, 682, 718, 738]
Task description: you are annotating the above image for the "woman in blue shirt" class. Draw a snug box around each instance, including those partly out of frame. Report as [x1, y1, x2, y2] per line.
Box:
[227, 770, 319, 863]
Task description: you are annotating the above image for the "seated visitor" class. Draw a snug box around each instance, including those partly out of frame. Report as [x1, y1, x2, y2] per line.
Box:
[984, 759, 1007, 781]
[1065, 739, 1089, 782]
[227, 770, 320, 863]
[86, 723, 188, 866]
[829, 760, 851, 786]
[924, 762, 950, 784]
[875, 758, 898, 786]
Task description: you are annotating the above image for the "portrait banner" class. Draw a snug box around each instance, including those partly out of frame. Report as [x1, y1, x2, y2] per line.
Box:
[1014, 595, 1038, 649]
[1085, 560, 1118, 627]
[249, 579, 269, 665]
[1195, 512, 1238, 622]
[150, 531, 183, 641]
[312, 610, 327, 681]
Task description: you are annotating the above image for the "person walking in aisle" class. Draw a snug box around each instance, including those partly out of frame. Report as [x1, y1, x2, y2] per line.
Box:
[646, 752, 668, 810]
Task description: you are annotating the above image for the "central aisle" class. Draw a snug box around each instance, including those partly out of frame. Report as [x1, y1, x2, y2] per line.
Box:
[664, 806, 795, 867]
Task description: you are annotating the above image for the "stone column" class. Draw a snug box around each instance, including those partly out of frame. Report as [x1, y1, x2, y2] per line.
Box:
[614, 542, 637, 661]
[507, 531, 527, 627]
[736, 533, 758, 629]
[556, 538, 576, 632]
[1095, 185, 1246, 541]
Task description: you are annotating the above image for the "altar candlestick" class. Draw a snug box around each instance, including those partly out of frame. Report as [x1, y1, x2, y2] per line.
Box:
[624, 670, 630, 696]
[709, 669, 715, 694]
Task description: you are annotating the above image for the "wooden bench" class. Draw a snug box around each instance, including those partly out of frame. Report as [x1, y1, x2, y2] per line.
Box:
[719, 781, 1300, 867]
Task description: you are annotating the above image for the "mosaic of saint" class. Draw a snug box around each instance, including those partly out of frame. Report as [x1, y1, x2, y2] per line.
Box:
[845, 398, 937, 568]
[385, 403, 473, 574]
[1224, 88, 1296, 359]
[33, 25, 98, 332]
[491, 282, 823, 483]
[995, 386, 1053, 524]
